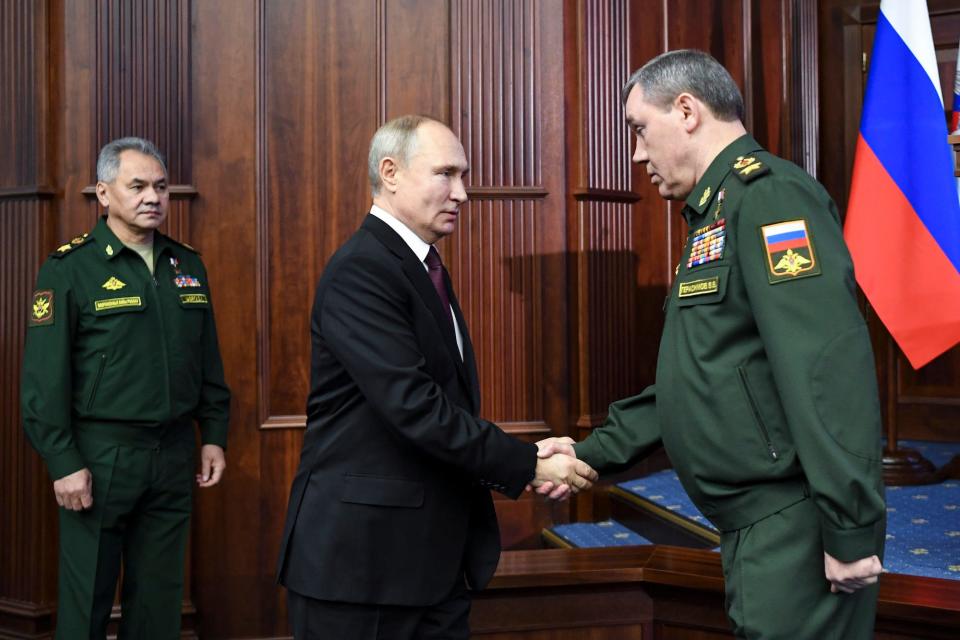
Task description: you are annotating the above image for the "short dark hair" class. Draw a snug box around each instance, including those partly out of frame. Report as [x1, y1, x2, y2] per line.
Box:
[96, 137, 167, 182]
[621, 49, 744, 122]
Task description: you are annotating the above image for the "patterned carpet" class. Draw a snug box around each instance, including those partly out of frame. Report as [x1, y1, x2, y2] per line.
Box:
[546, 440, 960, 580]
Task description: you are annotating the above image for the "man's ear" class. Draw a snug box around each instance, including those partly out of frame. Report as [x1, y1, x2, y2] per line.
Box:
[95, 181, 110, 208]
[379, 157, 400, 193]
[675, 93, 701, 134]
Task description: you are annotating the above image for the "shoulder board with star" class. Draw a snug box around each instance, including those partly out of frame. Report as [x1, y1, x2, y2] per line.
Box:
[731, 155, 770, 183]
[49, 233, 91, 259]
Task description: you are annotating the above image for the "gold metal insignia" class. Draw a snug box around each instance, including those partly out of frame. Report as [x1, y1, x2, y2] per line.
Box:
[71, 236, 84, 245]
[740, 162, 763, 176]
[57, 243, 72, 253]
[773, 249, 812, 275]
[101, 276, 126, 290]
[698, 186, 712, 207]
[105, 244, 114, 256]
[733, 156, 755, 170]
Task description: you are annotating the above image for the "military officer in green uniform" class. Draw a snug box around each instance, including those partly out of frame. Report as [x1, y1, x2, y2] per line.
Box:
[537, 51, 885, 639]
[21, 137, 231, 639]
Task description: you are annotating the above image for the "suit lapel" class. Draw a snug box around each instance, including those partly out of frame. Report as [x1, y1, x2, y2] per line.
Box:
[363, 216, 473, 395]
[447, 274, 481, 413]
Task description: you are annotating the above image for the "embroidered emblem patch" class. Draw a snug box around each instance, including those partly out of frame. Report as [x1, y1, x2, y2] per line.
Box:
[687, 218, 726, 268]
[698, 186, 712, 207]
[174, 275, 201, 288]
[179, 293, 208, 305]
[733, 156, 755, 170]
[678, 276, 720, 298]
[94, 296, 142, 311]
[760, 219, 821, 284]
[101, 276, 126, 291]
[30, 290, 54, 326]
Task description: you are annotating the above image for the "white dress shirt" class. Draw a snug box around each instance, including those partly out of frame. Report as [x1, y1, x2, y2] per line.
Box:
[369, 205, 464, 359]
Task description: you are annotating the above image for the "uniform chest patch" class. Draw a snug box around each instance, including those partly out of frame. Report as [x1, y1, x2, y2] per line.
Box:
[179, 293, 208, 305]
[678, 276, 720, 297]
[760, 219, 821, 283]
[94, 296, 142, 311]
[30, 290, 54, 326]
[687, 218, 726, 268]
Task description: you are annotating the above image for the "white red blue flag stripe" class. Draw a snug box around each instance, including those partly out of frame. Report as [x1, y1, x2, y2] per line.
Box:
[844, 0, 960, 369]
[763, 221, 809, 253]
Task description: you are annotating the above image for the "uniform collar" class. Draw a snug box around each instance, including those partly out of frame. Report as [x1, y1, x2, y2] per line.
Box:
[682, 134, 764, 224]
[91, 215, 173, 261]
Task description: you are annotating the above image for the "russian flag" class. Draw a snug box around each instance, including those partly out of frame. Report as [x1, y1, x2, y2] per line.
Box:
[763, 220, 810, 253]
[844, 0, 960, 369]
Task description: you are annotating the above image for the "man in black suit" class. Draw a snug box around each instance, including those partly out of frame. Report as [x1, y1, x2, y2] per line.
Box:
[277, 115, 595, 639]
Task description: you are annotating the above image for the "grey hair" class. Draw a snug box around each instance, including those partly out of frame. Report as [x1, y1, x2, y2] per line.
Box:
[368, 115, 443, 195]
[621, 49, 744, 122]
[96, 137, 167, 183]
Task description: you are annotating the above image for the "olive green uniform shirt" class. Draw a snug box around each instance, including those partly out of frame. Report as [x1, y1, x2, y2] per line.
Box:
[575, 134, 885, 562]
[22, 217, 231, 480]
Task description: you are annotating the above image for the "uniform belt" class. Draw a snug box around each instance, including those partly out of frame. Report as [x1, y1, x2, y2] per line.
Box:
[75, 417, 193, 448]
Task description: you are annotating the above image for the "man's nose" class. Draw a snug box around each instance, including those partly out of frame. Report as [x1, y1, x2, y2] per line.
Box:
[632, 139, 648, 164]
[451, 177, 468, 204]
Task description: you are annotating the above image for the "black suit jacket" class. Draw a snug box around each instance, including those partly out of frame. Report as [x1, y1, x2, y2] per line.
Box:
[277, 215, 537, 606]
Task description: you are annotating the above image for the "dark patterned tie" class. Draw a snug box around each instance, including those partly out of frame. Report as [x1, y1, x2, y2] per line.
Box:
[425, 246, 454, 329]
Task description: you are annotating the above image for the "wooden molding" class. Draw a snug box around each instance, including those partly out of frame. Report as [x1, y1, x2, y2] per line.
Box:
[0, 185, 56, 199]
[80, 184, 198, 199]
[571, 187, 640, 203]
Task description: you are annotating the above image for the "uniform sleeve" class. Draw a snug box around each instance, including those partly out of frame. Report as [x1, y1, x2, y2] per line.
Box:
[192, 261, 231, 448]
[573, 386, 662, 475]
[320, 256, 536, 498]
[737, 174, 885, 561]
[21, 259, 85, 480]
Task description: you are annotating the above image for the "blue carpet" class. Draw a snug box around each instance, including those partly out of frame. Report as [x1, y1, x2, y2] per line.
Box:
[548, 441, 960, 580]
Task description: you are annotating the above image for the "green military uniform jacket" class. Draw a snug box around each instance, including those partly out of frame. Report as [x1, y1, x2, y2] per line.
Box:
[575, 134, 885, 562]
[22, 217, 231, 480]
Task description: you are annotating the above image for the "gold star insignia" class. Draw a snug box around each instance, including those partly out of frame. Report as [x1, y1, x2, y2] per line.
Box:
[105, 244, 114, 256]
[740, 162, 763, 176]
[733, 156, 755, 170]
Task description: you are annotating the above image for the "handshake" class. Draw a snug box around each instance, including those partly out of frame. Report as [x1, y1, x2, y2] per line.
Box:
[527, 437, 597, 501]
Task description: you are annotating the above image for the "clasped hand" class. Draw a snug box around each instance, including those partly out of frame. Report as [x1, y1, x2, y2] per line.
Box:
[527, 437, 596, 501]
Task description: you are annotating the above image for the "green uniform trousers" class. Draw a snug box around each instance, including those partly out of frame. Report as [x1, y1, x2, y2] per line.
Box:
[720, 497, 884, 640]
[56, 420, 194, 640]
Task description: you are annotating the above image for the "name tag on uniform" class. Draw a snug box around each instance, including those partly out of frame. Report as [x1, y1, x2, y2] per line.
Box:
[94, 296, 142, 311]
[179, 293, 208, 305]
[678, 277, 720, 298]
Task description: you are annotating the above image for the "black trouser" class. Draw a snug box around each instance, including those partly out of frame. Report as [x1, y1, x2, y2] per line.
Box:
[287, 578, 470, 640]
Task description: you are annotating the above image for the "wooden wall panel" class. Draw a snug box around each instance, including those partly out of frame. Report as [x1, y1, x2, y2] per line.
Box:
[189, 0, 260, 636]
[0, 1, 59, 635]
[6, 1, 955, 639]
[94, 0, 191, 183]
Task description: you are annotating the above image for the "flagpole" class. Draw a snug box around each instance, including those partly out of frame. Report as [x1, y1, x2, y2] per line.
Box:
[881, 334, 937, 485]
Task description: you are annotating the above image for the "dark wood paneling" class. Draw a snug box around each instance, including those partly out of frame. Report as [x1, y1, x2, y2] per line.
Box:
[5, 1, 958, 638]
[190, 1, 260, 636]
